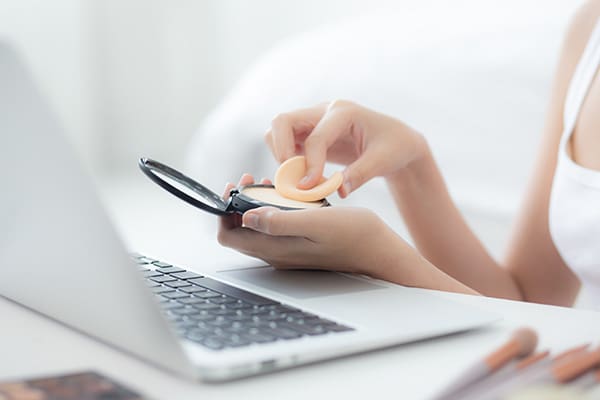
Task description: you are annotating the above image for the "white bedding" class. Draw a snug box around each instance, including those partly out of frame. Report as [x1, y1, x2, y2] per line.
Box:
[185, 0, 583, 257]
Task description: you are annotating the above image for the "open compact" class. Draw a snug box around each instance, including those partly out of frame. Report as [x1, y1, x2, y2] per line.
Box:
[138, 158, 330, 215]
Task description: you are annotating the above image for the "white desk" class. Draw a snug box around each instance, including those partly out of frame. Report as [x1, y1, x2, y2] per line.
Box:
[2, 275, 600, 399]
[1, 176, 599, 399]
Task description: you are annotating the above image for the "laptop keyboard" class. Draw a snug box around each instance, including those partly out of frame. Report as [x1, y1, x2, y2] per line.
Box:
[132, 254, 354, 351]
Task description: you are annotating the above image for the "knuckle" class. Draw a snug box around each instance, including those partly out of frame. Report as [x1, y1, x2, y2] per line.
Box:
[351, 167, 367, 188]
[265, 213, 285, 236]
[271, 112, 290, 128]
[263, 129, 273, 143]
[303, 134, 319, 148]
[327, 98, 355, 112]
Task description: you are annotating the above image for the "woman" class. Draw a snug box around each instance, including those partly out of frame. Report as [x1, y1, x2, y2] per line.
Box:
[217, 0, 600, 307]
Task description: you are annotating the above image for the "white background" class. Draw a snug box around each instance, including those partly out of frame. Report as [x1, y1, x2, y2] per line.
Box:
[0, 0, 411, 175]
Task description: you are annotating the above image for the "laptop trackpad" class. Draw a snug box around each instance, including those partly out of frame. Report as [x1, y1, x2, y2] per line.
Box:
[218, 266, 386, 299]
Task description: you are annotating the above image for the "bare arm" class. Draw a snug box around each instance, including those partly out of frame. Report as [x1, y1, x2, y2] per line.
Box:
[220, 2, 599, 304]
[386, 2, 600, 305]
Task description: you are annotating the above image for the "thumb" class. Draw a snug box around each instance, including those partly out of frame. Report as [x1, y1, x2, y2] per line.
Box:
[340, 156, 377, 197]
[242, 207, 312, 236]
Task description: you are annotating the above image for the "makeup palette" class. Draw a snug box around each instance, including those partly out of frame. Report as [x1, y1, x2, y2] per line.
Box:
[138, 158, 331, 215]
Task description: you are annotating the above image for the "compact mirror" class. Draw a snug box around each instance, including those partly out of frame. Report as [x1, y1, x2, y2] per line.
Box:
[138, 158, 330, 216]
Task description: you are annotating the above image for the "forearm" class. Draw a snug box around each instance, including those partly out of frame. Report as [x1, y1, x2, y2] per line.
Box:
[372, 227, 480, 295]
[385, 143, 523, 300]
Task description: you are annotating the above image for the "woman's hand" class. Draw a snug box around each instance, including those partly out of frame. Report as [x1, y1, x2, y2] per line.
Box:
[218, 175, 478, 294]
[218, 175, 397, 278]
[265, 100, 427, 197]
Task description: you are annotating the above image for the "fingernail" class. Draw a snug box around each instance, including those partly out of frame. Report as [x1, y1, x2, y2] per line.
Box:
[242, 213, 259, 229]
[299, 174, 312, 186]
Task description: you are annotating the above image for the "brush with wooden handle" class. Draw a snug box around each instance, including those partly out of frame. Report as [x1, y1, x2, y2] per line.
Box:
[455, 343, 592, 400]
[431, 327, 538, 400]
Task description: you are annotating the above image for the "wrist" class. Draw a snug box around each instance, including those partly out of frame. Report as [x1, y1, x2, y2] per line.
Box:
[373, 231, 479, 295]
[385, 135, 434, 190]
[386, 124, 430, 174]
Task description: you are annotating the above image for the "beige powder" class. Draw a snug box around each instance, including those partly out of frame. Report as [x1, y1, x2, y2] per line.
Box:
[241, 187, 326, 209]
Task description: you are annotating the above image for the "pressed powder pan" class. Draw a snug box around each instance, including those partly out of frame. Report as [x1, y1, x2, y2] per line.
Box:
[138, 158, 330, 215]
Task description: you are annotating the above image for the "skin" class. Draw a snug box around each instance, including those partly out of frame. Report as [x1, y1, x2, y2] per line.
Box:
[217, 1, 600, 306]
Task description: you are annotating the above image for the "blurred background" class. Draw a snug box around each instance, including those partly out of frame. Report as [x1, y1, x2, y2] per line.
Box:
[0, 0, 409, 174]
[0, 0, 591, 303]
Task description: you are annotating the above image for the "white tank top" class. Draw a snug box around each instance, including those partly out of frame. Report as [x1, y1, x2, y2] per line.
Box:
[549, 19, 600, 308]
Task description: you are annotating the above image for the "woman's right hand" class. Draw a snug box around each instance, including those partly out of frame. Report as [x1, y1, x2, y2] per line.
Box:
[265, 100, 427, 197]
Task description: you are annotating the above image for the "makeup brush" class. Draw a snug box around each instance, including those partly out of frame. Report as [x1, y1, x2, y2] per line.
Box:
[552, 347, 600, 384]
[432, 327, 538, 400]
[453, 343, 592, 400]
[454, 351, 551, 400]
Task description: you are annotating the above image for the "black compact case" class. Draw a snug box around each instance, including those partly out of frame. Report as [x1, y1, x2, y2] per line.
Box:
[138, 158, 330, 215]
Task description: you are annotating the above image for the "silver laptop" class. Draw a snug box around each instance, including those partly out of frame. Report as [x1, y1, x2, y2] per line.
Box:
[0, 43, 497, 381]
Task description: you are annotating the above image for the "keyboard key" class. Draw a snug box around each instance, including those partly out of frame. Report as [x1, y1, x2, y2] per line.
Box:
[202, 337, 225, 350]
[209, 296, 237, 304]
[262, 327, 303, 340]
[153, 286, 175, 294]
[150, 275, 177, 283]
[243, 331, 277, 344]
[193, 302, 220, 311]
[156, 266, 185, 274]
[175, 320, 199, 329]
[161, 291, 190, 300]
[224, 301, 253, 310]
[189, 313, 217, 322]
[193, 290, 222, 299]
[136, 257, 156, 264]
[279, 321, 329, 336]
[177, 297, 206, 305]
[208, 317, 232, 328]
[212, 308, 237, 316]
[152, 261, 172, 267]
[164, 280, 192, 288]
[180, 286, 207, 294]
[188, 277, 278, 305]
[224, 334, 251, 347]
[172, 307, 199, 316]
[248, 306, 271, 316]
[229, 314, 253, 322]
[142, 270, 163, 278]
[186, 328, 210, 342]
[171, 271, 203, 280]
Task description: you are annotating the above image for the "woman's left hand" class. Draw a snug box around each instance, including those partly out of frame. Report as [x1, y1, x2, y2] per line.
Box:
[217, 175, 397, 279]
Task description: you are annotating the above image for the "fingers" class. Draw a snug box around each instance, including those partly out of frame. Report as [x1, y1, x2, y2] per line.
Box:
[266, 105, 326, 164]
[222, 182, 236, 199]
[299, 100, 355, 189]
[220, 182, 237, 230]
[220, 173, 257, 231]
[242, 206, 327, 237]
[338, 152, 379, 197]
[237, 173, 255, 187]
